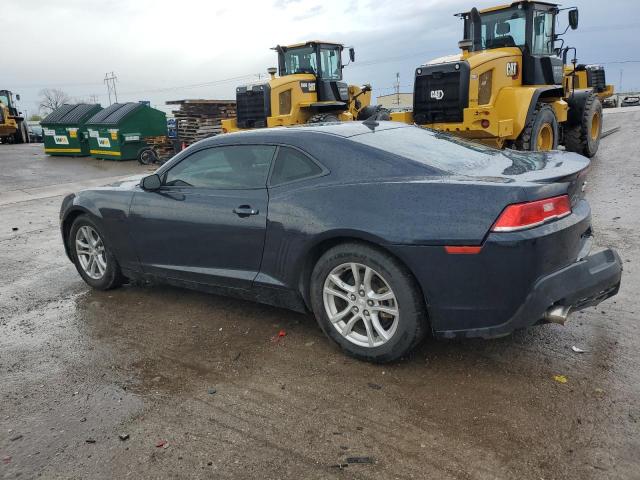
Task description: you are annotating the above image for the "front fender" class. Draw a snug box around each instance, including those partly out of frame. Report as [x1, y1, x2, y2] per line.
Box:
[60, 189, 138, 270]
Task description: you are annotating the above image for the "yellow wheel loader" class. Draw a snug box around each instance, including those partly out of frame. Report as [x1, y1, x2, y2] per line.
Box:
[390, 1, 613, 157]
[0, 90, 29, 144]
[221, 41, 388, 133]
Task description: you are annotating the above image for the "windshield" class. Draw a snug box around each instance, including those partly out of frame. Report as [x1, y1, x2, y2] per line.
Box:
[532, 10, 554, 55]
[319, 47, 342, 80]
[281, 46, 317, 76]
[469, 6, 526, 51]
[0, 94, 9, 106]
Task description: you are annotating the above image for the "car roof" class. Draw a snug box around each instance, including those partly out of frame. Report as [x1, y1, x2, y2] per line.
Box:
[205, 121, 412, 144]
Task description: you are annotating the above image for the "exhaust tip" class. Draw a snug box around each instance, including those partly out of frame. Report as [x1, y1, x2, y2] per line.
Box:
[544, 305, 572, 325]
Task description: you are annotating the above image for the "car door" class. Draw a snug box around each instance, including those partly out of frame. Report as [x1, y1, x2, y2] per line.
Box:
[128, 144, 276, 289]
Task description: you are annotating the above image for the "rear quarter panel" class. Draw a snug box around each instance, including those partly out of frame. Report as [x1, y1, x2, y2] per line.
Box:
[260, 177, 553, 291]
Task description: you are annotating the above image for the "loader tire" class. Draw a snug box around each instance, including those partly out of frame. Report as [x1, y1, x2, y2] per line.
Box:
[14, 122, 28, 144]
[358, 105, 391, 121]
[515, 103, 558, 152]
[307, 113, 339, 124]
[564, 93, 602, 158]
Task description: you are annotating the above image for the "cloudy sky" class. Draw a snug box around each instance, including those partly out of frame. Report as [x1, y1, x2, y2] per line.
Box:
[6, 0, 640, 117]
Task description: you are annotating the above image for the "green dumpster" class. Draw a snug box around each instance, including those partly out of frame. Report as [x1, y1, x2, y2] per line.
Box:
[41, 104, 102, 156]
[85, 102, 167, 161]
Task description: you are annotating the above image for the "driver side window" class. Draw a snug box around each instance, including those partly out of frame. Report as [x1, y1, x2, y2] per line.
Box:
[164, 145, 276, 189]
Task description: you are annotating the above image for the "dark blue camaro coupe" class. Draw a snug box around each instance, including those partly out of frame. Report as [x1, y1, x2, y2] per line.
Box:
[60, 122, 622, 362]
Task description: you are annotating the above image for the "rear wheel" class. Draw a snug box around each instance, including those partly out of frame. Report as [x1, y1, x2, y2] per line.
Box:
[310, 243, 427, 363]
[565, 93, 602, 158]
[307, 113, 339, 124]
[138, 147, 158, 165]
[69, 215, 125, 290]
[13, 122, 28, 144]
[358, 105, 391, 121]
[515, 103, 558, 152]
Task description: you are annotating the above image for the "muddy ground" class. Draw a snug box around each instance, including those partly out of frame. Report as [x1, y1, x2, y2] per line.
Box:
[1, 110, 639, 479]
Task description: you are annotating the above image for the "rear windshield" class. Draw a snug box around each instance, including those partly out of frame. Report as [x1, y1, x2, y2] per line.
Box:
[348, 125, 546, 176]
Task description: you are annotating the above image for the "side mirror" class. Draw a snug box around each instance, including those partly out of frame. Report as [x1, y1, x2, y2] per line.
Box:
[141, 173, 161, 191]
[15, 94, 20, 101]
[349, 47, 355, 62]
[568, 9, 578, 30]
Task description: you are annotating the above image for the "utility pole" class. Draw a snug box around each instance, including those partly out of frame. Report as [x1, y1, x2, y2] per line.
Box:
[104, 72, 118, 105]
[619, 69, 623, 94]
[394, 73, 400, 106]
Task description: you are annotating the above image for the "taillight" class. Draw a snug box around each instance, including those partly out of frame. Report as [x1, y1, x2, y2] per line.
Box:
[492, 195, 571, 232]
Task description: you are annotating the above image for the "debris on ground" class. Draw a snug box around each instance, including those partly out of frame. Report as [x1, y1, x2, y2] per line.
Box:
[330, 463, 349, 469]
[11, 227, 18, 231]
[207, 388, 217, 395]
[367, 383, 382, 390]
[271, 329, 287, 342]
[346, 456, 374, 464]
[119, 433, 130, 441]
[2, 456, 11, 465]
[9, 434, 23, 441]
[571, 346, 586, 353]
[553, 375, 568, 384]
[156, 440, 168, 448]
[79, 417, 87, 422]
[86, 438, 96, 444]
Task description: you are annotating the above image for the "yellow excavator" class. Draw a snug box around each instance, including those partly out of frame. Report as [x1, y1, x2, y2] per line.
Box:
[391, 1, 613, 157]
[0, 90, 29, 144]
[222, 41, 388, 133]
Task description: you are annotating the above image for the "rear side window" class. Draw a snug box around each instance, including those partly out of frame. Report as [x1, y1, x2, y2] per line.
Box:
[270, 147, 323, 185]
[164, 145, 275, 189]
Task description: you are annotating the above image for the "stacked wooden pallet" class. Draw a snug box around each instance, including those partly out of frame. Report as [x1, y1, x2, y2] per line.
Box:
[166, 99, 236, 146]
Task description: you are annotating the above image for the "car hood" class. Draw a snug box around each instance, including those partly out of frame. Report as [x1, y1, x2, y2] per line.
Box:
[105, 174, 146, 189]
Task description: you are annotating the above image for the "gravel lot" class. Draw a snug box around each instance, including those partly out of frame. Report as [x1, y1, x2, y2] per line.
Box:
[1, 110, 639, 479]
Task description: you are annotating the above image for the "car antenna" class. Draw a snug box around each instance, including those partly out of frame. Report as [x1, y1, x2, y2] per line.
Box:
[362, 117, 379, 131]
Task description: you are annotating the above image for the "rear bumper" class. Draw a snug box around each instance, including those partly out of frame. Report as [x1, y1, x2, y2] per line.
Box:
[436, 248, 622, 339]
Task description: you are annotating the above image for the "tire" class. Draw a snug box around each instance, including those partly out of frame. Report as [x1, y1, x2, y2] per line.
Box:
[374, 108, 391, 121]
[515, 103, 558, 152]
[358, 105, 391, 121]
[138, 147, 157, 165]
[564, 93, 602, 158]
[307, 113, 339, 124]
[69, 214, 125, 290]
[310, 242, 428, 363]
[13, 122, 27, 144]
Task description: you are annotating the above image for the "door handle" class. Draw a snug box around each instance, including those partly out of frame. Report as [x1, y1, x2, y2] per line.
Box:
[233, 205, 259, 217]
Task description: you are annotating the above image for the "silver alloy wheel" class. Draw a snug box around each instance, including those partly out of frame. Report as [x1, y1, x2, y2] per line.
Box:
[75, 225, 107, 280]
[323, 262, 399, 348]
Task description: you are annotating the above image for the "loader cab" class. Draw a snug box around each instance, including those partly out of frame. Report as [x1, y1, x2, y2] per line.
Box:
[460, 2, 567, 85]
[0, 90, 19, 116]
[276, 41, 350, 103]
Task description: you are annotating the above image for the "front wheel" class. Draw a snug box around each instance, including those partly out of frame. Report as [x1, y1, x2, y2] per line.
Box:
[310, 243, 427, 363]
[307, 113, 339, 124]
[69, 215, 125, 290]
[515, 103, 558, 152]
